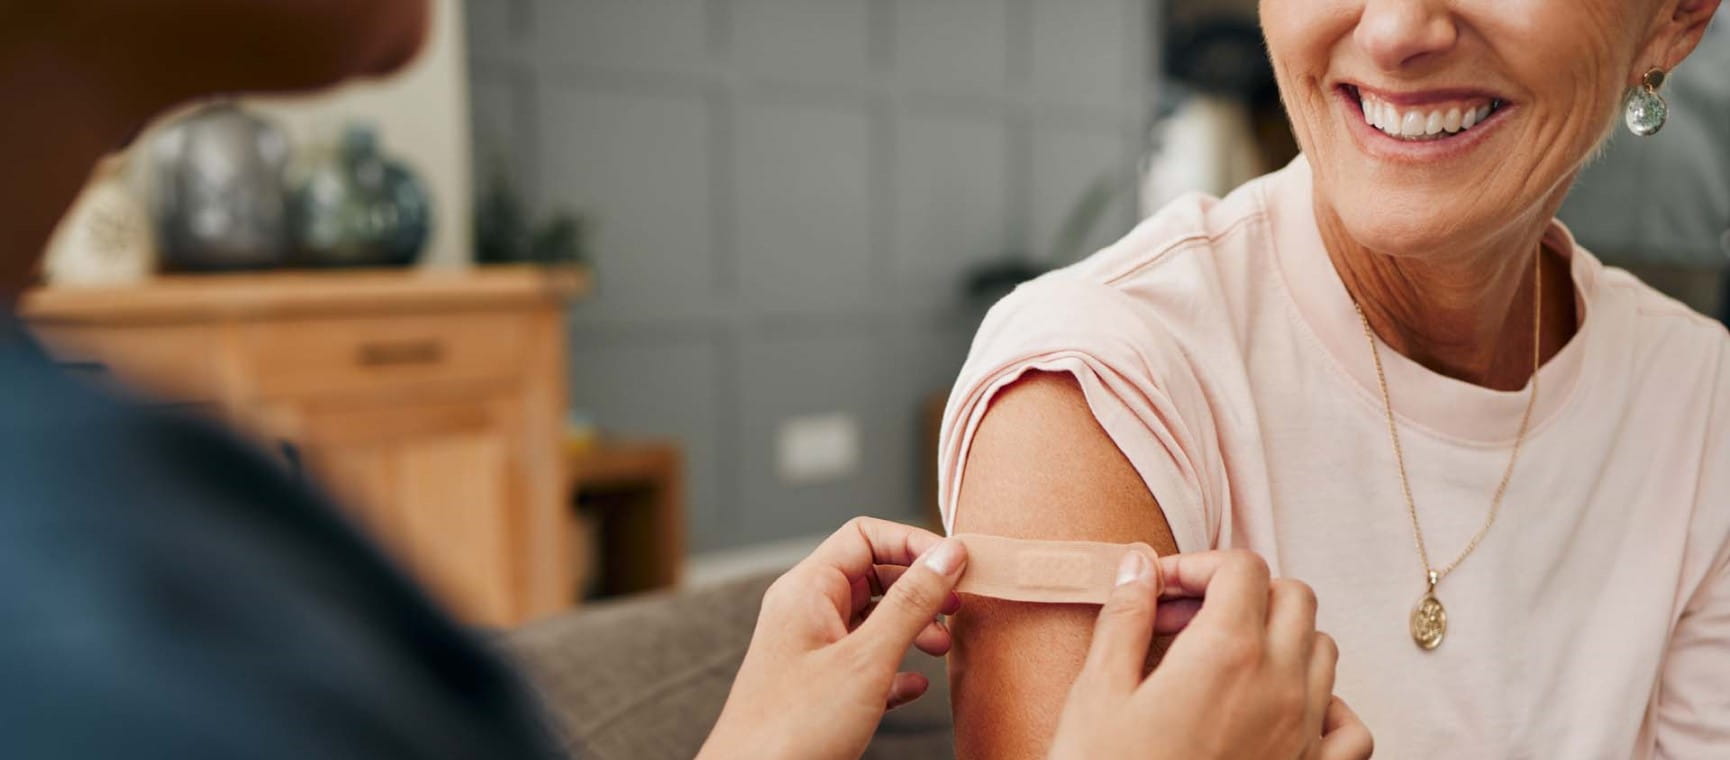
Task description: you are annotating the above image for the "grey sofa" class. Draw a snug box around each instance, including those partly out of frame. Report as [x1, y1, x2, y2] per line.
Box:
[504, 573, 955, 759]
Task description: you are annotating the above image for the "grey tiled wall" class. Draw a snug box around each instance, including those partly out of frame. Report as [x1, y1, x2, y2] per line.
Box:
[466, 0, 1156, 551]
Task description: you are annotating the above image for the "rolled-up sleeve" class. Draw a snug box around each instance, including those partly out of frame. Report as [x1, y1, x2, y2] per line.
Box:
[935, 275, 1225, 553]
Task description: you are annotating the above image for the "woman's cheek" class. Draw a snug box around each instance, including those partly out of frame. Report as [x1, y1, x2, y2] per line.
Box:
[1257, 3, 1336, 152]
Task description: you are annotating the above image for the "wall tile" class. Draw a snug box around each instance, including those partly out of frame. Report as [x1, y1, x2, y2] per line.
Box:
[893, 112, 1011, 309]
[493, 0, 1157, 553]
[538, 85, 717, 322]
[468, 69, 523, 181]
[1029, 0, 1135, 105]
[893, 0, 1011, 93]
[532, 0, 709, 74]
[730, 0, 871, 81]
[737, 331, 909, 543]
[567, 334, 731, 550]
[465, 0, 522, 57]
[1031, 124, 1135, 266]
[875, 318, 979, 526]
[733, 101, 874, 315]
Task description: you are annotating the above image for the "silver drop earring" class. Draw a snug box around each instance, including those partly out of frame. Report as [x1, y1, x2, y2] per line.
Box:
[1625, 68, 1669, 136]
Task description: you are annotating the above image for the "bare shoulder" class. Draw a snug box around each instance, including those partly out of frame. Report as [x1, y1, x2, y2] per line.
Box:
[949, 370, 1178, 760]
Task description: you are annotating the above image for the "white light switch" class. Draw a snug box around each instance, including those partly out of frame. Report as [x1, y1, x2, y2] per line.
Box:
[777, 413, 861, 484]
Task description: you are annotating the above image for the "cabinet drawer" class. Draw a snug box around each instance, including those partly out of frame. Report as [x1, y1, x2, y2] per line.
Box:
[238, 312, 531, 399]
[31, 324, 224, 402]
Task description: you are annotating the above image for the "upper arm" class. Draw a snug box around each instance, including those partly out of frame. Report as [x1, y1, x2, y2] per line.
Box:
[948, 371, 1179, 760]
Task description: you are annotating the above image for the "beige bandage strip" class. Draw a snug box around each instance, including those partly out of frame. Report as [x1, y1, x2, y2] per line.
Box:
[953, 534, 1161, 605]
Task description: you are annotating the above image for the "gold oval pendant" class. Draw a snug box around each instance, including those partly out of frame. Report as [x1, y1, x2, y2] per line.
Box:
[1411, 593, 1446, 650]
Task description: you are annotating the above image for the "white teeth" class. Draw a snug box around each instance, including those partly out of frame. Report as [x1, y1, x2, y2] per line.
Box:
[1401, 111, 1423, 136]
[1356, 90, 1498, 141]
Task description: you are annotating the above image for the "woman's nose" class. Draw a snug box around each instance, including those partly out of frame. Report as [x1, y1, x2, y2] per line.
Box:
[1354, 0, 1459, 72]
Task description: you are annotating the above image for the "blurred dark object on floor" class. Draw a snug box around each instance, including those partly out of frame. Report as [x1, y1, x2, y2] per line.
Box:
[147, 100, 293, 271]
[504, 573, 954, 760]
[291, 123, 434, 268]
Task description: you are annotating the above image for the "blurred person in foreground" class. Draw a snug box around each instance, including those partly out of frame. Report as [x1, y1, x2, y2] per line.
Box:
[0, 2, 1371, 759]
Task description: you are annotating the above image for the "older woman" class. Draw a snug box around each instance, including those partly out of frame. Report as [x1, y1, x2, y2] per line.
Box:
[939, 0, 1727, 757]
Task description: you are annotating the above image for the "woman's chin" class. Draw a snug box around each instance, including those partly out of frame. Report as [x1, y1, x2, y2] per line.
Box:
[1315, 184, 1467, 255]
[1332, 212, 1481, 260]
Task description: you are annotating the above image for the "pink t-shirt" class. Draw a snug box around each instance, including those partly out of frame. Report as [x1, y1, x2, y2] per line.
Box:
[939, 156, 1730, 758]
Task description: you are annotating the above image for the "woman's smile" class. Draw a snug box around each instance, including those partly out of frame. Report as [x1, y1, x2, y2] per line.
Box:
[1334, 82, 1514, 163]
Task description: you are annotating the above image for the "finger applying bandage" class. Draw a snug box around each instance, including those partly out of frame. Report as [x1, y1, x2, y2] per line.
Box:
[951, 534, 1162, 605]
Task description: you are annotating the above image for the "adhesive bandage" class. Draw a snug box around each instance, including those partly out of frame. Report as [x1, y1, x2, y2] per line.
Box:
[952, 534, 1161, 605]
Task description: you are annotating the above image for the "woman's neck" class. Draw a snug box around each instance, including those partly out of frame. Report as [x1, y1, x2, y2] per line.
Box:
[1315, 204, 1578, 392]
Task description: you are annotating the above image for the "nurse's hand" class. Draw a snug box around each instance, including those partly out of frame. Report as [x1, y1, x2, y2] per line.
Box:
[1050, 550, 1374, 760]
[697, 517, 966, 760]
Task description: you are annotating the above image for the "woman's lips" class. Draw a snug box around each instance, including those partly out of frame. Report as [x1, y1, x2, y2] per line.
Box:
[1336, 84, 1512, 158]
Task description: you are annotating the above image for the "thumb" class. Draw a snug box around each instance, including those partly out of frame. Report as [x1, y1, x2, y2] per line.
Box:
[852, 538, 967, 663]
[1079, 546, 1161, 692]
[1316, 696, 1375, 760]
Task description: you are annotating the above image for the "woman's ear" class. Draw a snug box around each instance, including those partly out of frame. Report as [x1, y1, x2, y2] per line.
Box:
[1643, 0, 1723, 76]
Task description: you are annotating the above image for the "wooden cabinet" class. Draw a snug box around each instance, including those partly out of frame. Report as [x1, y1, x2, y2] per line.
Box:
[568, 439, 686, 598]
[268, 394, 523, 623]
[22, 266, 586, 627]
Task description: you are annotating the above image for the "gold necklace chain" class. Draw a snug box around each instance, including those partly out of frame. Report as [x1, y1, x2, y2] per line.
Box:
[1351, 249, 1542, 650]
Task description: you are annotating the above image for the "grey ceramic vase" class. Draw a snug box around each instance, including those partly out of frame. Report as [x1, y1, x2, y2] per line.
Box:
[148, 100, 293, 271]
[291, 124, 433, 268]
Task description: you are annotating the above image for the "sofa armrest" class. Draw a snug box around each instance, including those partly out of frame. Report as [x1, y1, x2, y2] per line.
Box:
[503, 570, 954, 760]
[503, 574, 771, 760]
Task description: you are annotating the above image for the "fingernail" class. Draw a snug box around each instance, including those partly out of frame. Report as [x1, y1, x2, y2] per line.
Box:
[1116, 551, 1150, 586]
[921, 538, 965, 576]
